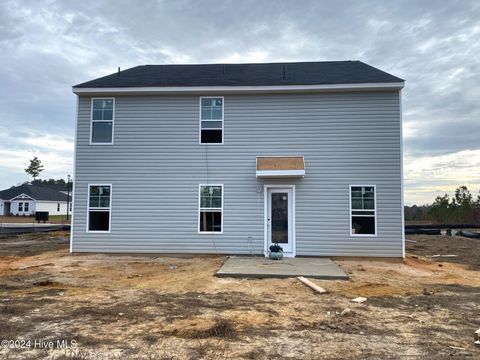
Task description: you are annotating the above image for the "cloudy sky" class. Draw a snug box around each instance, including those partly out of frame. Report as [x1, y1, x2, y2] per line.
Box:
[0, 0, 478, 205]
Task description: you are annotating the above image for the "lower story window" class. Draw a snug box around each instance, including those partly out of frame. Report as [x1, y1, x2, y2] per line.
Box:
[199, 185, 223, 233]
[18, 202, 23, 212]
[57, 203, 60, 212]
[350, 185, 376, 236]
[88, 185, 111, 232]
[24, 202, 29, 212]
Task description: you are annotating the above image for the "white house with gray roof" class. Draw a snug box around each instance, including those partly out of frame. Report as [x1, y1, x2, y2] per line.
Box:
[71, 61, 405, 257]
[0, 184, 71, 216]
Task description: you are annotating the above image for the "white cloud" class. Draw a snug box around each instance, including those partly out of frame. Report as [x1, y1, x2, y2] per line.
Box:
[23, 134, 74, 153]
[404, 149, 480, 205]
[0, 126, 73, 184]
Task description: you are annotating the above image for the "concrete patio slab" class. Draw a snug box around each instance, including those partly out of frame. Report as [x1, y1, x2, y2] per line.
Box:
[215, 256, 349, 279]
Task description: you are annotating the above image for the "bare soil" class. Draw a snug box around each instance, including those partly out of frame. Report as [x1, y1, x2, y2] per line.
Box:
[406, 234, 480, 270]
[0, 232, 479, 359]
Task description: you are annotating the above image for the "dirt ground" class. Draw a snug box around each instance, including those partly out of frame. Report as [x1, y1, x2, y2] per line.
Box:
[0, 233, 479, 359]
[406, 234, 480, 270]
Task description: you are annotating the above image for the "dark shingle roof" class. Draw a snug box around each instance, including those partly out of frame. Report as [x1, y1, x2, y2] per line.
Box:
[74, 61, 403, 88]
[0, 184, 70, 202]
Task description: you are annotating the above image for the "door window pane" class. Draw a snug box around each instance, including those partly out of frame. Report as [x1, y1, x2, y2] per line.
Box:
[271, 193, 288, 244]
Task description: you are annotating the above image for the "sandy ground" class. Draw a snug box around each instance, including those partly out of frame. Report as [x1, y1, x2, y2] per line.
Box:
[0, 232, 479, 359]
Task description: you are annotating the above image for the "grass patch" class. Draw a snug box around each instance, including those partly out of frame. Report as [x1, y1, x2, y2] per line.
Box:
[180, 318, 237, 339]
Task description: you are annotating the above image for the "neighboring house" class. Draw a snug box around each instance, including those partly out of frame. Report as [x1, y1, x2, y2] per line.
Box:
[0, 184, 71, 216]
[71, 61, 405, 257]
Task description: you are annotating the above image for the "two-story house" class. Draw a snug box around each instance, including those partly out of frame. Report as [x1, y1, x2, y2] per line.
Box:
[71, 61, 405, 257]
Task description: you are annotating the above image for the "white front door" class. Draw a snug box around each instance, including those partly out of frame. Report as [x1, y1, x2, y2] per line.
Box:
[266, 187, 294, 256]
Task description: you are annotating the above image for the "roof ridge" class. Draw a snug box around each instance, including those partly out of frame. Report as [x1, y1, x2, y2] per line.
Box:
[141, 60, 358, 67]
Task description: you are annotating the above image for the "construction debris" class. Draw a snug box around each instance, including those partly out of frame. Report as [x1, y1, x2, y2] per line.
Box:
[16, 263, 54, 270]
[297, 276, 328, 294]
[422, 288, 434, 296]
[427, 254, 458, 258]
[340, 308, 351, 317]
[127, 274, 143, 279]
[351, 297, 367, 303]
[474, 328, 480, 341]
[448, 346, 465, 351]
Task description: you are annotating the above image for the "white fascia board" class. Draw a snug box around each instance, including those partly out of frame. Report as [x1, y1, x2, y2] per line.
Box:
[256, 170, 306, 178]
[9, 193, 36, 201]
[73, 82, 405, 95]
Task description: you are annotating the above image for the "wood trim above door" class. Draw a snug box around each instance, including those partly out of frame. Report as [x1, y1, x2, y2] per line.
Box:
[264, 184, 296, 258]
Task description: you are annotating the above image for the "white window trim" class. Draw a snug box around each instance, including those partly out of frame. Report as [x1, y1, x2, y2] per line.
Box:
[86, 183, 112, 233]
[199, 96, 224, 145]
[349, 184, 377, 237]
[90, 97, 115, 145]
[198, 184, 224, 234]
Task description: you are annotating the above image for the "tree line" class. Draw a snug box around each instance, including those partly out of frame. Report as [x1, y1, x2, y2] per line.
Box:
[405, 185, 480, 224]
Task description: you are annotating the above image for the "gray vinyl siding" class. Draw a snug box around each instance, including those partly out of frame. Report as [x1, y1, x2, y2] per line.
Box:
[72, 92, 403, 257]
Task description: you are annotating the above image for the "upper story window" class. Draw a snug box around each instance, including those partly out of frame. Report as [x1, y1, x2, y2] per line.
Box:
[200, 97, 223, 144]
[91, 98, 114, 144]
[350, 185, 376, 236]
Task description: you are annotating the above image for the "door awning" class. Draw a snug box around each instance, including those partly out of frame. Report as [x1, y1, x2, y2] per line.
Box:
[256, 156, 305, 178]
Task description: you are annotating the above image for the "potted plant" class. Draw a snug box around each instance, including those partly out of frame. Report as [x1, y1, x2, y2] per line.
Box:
[269, 243, 283, 260]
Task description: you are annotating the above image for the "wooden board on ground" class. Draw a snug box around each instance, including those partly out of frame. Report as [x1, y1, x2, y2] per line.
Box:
[297, 276, 328, 294]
